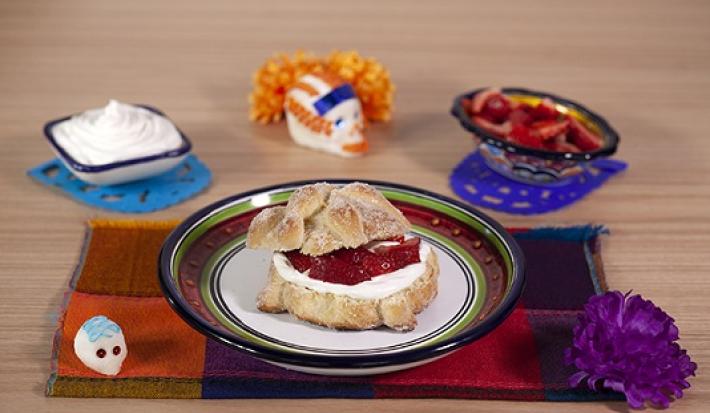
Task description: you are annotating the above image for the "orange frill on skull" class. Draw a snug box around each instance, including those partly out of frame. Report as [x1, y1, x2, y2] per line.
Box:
[249, 50, 394, 124]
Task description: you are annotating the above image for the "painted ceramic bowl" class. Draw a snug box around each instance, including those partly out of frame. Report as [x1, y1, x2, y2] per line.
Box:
[451, 87, 620, 185]
[159, 180, 525, 376]
[43, 105, 192, 186]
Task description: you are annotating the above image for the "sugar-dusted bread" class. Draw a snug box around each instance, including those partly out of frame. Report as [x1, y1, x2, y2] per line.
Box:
[246, 182, 411, 256]
[257, 250, 439, 331]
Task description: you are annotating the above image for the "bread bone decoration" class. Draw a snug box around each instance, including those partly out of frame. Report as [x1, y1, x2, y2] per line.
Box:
[247, 182, 439, 331]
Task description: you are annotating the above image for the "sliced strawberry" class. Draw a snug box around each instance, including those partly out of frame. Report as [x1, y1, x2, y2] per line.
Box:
[332, 247, 357, 264]
[544, 132, 562, 150]
[285, 237, 423, 285]
[531, 119, 569, 141]
[309, 255, 347, 281]
[556, 142, 582, 153]
[284, 251, 312, 272]
[472, 88, 504, 114]
[508, 124, 543, 149]
[530, 98, 559, 121]
[480, 94, 511, 123]
[460, 97, 473, 115]
[568, 117, 603, 151]
[473, 116, 511, 137]
[373, 238, 421, 270]
[362, 255, 394, 277]
[508, 107, 533, 126]
[544, 138, 581, 153]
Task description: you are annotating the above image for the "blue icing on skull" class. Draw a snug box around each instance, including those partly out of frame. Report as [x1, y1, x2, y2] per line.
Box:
[81, 315, 121, 342]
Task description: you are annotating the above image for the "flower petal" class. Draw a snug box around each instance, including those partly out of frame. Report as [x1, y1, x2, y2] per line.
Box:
[565, 291, 696, 409]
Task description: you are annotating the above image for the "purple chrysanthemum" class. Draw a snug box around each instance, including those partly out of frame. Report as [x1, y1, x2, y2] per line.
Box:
[565, 291, 697, 409]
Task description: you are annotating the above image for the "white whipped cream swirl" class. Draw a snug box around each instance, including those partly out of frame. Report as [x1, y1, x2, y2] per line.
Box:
[272, 242, 432, 300]
[52, 100, 184, 165]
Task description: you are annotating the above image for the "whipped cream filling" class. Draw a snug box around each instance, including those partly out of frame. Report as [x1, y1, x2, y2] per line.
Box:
[272, 241, 431, 300]
[52, 99, 184, 166]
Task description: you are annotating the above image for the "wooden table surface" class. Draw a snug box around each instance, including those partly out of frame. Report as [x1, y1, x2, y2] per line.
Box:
[2, 0, 709, 411]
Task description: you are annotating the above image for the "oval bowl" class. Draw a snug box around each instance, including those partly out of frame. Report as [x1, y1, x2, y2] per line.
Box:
[451, 87, 620, 185]
[158, 180, 525, 375]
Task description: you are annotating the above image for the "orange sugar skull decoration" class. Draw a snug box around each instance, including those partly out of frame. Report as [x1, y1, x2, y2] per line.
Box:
[249, 50, 395, 157]
[285, 72, 367, 157]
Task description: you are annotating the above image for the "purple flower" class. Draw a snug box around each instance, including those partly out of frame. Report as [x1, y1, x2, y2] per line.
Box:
[565, 291, 696, 409]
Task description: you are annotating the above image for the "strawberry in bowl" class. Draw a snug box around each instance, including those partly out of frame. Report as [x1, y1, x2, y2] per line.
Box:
[451, 87, 620, 185]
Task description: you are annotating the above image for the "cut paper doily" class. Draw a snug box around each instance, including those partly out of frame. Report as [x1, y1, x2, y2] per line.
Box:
[27, 154, 211, 213]
[449, 151, 627, 215]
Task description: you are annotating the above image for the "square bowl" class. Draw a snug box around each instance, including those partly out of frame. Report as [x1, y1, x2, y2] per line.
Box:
[43, 105, 192, 186]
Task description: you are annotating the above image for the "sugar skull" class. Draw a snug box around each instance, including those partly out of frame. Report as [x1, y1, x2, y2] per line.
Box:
[284, 72, 367, 157]
[73, 315, 127, 376]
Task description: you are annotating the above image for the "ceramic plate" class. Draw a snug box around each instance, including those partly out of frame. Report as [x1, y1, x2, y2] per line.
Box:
[159, 180, 525, 375]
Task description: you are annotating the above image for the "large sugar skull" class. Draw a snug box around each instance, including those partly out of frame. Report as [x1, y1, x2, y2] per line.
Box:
[284, 72, 367, 157]
[73, 315, 127, 376]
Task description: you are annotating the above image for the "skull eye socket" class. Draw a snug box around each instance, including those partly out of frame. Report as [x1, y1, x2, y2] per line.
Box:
[334, 118, 345, 128]
[113, 346, 121, 356]
[96, 348, 106, 358]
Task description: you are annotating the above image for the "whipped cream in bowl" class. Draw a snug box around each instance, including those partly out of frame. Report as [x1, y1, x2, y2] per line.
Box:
[44, 100, 192, 185]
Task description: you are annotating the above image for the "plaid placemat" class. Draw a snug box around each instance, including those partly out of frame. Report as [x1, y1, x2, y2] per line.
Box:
[47, 220, 623, 401]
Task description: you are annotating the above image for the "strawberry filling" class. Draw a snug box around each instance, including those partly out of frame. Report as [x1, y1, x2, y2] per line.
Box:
[284, 237, 422, 285]
[464, 88, 604, 153]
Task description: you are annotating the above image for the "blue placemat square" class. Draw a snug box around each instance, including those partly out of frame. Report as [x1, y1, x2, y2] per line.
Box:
[27, 154, 212, 213]
[450, 151, 627, 215]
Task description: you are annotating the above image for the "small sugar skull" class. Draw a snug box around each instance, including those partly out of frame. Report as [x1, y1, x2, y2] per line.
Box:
[284, 72, 367, 157]
[73, 315, 127, 376]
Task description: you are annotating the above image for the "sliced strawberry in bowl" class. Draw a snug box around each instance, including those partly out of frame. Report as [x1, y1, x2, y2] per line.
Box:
[545, 135, 581, 153]
[531, 119, 569, 141]
[460, 97, 472, 113]
[568, 117, 604, 151]
[530, 98, 558, 121]
[472, 116, 511, 138]
[555, 142, 582, 153]
[480, 94, 512, 123]
[452, 87, 618, 175]
[507, 124, 543, 149]
[471, 88, 505, 114]
[508, 106, 533, 126]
